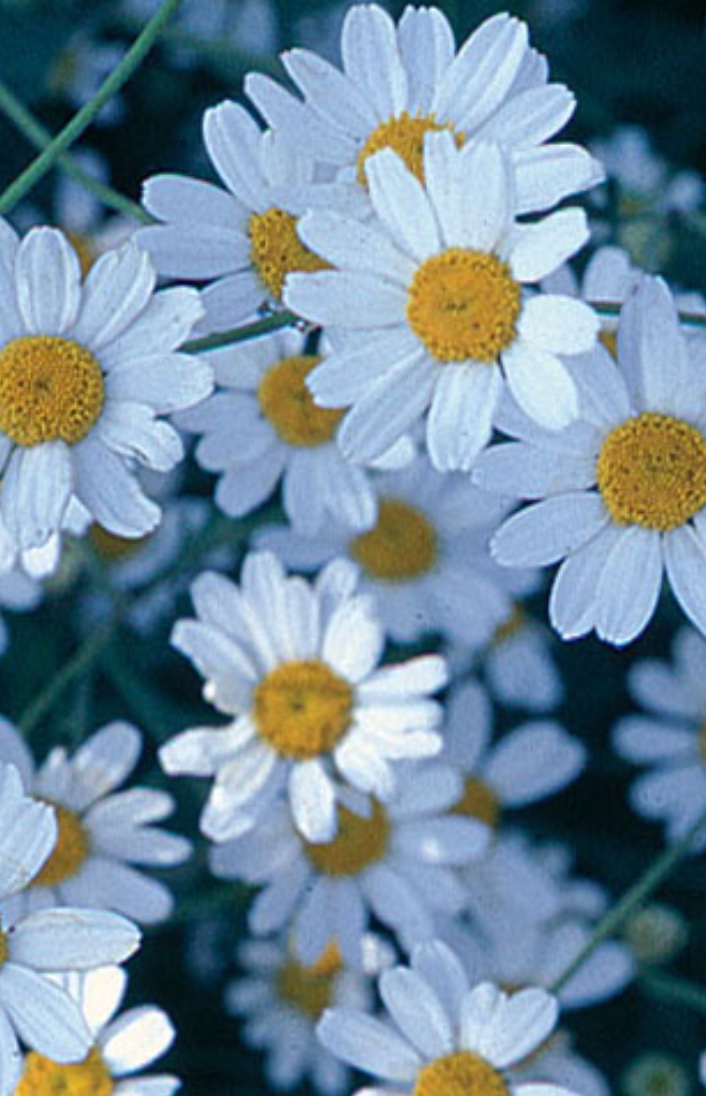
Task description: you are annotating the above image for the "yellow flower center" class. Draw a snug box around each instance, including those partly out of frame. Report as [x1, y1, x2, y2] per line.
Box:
[15, 1047, 113, 1096]
[89, 523, 150, 561]
[32, 803, 90, 887]
[248, 208, 329, 301]
[276, 942, 342, 1019]
[407, 249, 522, 363]
[596, 412, 706, 532]
[0, 336, 104, 448]
[598, 328, 618, 358]
[65, 231, 96, 279]
[258, 355, 344, 446]
[253, 659, 353, 759]
[357, 112, 464, 185]
[413, 1052, 510, 1096]
[452, 777, 500, 830]
[350, 498, 438, 582]
[305, 801, 389, 876]
[0, 927, 7, 970]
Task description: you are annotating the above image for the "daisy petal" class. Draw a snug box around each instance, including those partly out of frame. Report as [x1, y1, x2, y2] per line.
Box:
[316, 1009, 421, 1082]
[15, 228, 81, 335]
[427, 363, 502, 471]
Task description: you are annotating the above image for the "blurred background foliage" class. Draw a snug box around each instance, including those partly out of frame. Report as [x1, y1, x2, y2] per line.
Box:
[0, 1, 705, 1094]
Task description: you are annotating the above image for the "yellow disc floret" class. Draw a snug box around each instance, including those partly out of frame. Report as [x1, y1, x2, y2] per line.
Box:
[452, 777, 500, 830]
[89, 523, 150, 561]
[407, 249, 522, 363]
[306, 801, 389, 876]
[0, 336, 104, 448]
[15, 1047, 113, 1096]
[277, 943, 342, 1019]
[350, 498, 438, 582]
[253, 659, 353, 759]
[0, 927, 7, 970]
[413, 1051, 510, 1096]
[32, 803, 90, 887]
[258, 355, 344, 446]
[597, 412, 706, 532]
[357, 112, 464, 185]
[248, 208, 329, 301]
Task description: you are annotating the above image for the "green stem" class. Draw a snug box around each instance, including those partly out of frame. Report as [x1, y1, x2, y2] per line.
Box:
[640, 969, 706, 1017]
[183, 310, 301, 353]
[0, 0, 182, 216]
[591, 301, 706, 329]
[19, 621, 116, 737]
[0, 77, 152, 224]
[549, 806, 706, 995]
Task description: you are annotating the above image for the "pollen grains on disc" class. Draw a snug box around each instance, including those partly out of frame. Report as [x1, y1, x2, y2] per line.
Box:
[413, 1051, 509, 1096]
[258, 355, 344, 446]
[305, 801, 389, 876]
[596, 412, 706, 532]
[452, 777, 500, 830]
[252, 659, 354, 760]
[407, 249, 522, 364]
[350, 498, 438, 582]
[276, 943, 342, 1019]
[15, 1047, 113, 1096]
[248, 207, 329, 301]
[32, 803, 90, 887]
[357, 111, 464, 185]
[0, 335, 104, 448]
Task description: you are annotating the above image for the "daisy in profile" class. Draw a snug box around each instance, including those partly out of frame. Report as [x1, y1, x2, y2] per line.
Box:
[160, 551, 448, 844]
[209, 762, 489, 965]
[226, 933, 388, 1093]
[257, 455, 537, 647]
[0, 221, 211, 554]
[317, 938, 581, 1096]
[177, 329, 411, 534]
[0, 763, 141, 1096]
[0, 718, 191, 924]
[15, 965, 178, 1096]
[246, 4, 602, 215]
[441, 680, 585, 833]
[138, 100, 352, 332]
[613, 626, 706, 849]
[286, 134, 597, 471]
[478, 275, 706, 645]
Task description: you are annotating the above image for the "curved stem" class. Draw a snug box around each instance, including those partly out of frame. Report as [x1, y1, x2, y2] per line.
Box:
[0, 0, 182, 216]
[0, 77, 152, 224]
[183, 310, 301, 353]
[549, 806, 706, 995]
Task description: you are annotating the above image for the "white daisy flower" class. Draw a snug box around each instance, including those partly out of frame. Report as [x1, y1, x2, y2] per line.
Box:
[441, 680, 585, 832]
[479, 608, 564, 713]
[256, 455, 538, 646]
[478, 275, 706, 645]
[591, 126, 705, 218]
[176, 329, 411, 534]
[613, 626, 706, 849]
[210, 762, 489, 966]
[160, 551, 448, 844]
[317, 938, 580, 1096]
[15, 965, 178, 1096]
[442, 906, 633, 1011]
[137, 99, 353, 332]
[0, 220, 212, 554]
[0, 718, 191, 924]
[286, 134, 597, 471]
[226, 934, 387, 1093]
[0, 763, 141, 1096]
[246, 4, 603, 215]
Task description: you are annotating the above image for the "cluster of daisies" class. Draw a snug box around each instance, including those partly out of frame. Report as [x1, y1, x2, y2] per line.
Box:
[1, 3, 706, 1095]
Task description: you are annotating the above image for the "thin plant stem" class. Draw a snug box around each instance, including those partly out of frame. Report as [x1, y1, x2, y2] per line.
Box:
[19, 621, 116, 737]
[0, 77, 152, 224]
[640, 969, 706, 1018]
[183, 310, 301, 353]
[550, 805, 706, 995]
[0, 0, 182, 216]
